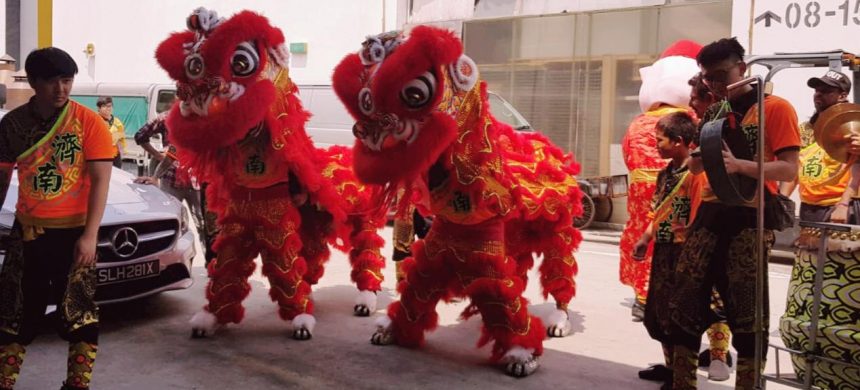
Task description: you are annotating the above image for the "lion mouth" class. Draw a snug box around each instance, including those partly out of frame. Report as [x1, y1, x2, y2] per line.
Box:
[178, 81, 247, 118]
[354, 113, 423, 152]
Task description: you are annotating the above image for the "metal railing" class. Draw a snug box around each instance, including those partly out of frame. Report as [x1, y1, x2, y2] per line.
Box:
[742, 50, 860, 389]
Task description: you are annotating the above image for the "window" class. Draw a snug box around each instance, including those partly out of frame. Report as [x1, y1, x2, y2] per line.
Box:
[463, 1, 731, 176]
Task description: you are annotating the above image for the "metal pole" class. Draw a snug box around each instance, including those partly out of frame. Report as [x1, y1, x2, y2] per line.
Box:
[728, 75, 766, 389]
[755, 76, 767, 390]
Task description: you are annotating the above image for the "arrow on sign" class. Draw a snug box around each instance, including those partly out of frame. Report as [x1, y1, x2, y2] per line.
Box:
[755, 11, 782, 27]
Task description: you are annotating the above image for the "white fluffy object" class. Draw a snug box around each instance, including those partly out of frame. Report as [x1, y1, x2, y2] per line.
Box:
[375, 315, 392, 330]
[189, 310, 218, 333]
[502, 346, 536, 363]
[638, 56, 700, 113]
[354, 290, 378, 312]
[292, 313, 316, 333]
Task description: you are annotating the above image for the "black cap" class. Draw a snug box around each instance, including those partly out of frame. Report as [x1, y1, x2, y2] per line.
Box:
[807, 70, 851, 93]
[24, 47, 78, 82]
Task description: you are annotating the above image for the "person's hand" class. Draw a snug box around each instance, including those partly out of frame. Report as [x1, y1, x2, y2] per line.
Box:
[74, 233, 98, 267]
[846, 133, 860, 156]
[722, 141, 742, 174]
[153, 152, 166, 162]
[632, 237, 649, 261]
[134, 176, 158, 185]
[830, 203, 849, 223]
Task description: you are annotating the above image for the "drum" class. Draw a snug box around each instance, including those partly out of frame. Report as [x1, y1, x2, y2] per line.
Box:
[780, 229, 860, 389]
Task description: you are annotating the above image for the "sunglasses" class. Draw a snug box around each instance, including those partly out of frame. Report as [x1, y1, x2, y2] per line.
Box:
[702, 61, 742, 85]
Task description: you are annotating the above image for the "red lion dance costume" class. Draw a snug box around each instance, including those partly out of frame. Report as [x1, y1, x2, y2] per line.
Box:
[154, 8, 386, 340]
[333, 26, 582, 377]
[619, 41, 701, 314]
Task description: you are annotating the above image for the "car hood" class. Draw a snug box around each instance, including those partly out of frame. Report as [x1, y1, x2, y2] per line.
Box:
[1, 168, 182, 227]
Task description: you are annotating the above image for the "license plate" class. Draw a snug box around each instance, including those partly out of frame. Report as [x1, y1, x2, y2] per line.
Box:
[97, 260, 160, 285]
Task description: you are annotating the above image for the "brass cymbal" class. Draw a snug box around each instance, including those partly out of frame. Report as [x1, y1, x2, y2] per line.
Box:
[815, 102, 860, 163]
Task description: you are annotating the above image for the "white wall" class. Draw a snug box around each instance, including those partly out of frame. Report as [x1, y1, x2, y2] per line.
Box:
[51, 0, 398, 85]
[732, 0, 859, 122]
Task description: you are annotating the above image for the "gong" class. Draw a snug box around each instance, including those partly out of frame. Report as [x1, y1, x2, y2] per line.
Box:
[700, 112, 758, 205]
[814, 102, 860, 163]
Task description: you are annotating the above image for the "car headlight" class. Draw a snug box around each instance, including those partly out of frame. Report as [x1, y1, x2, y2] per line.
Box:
[180, 205, 190, 234]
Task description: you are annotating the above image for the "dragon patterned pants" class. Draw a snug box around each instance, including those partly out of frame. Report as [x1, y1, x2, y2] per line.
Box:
[668, 204, 774, 389]
[0, 224, 99, 389]
[386, 217, 545, 361]
[205, 196, 312, 324]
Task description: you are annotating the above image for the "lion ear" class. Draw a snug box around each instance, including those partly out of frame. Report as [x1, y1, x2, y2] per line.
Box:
[155, 31, 196, 82]
[449, 54, 479, 92]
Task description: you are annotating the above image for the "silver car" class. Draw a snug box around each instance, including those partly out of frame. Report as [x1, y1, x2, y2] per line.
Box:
[0, 166, 196, 304]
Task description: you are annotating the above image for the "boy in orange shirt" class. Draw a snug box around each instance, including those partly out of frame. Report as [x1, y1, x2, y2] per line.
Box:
[633, 112, 704, 389]
[0, 47, 113, 390]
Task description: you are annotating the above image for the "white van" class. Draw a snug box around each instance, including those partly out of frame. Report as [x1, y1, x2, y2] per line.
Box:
[297, 84, 533, 148]
[71, 83, 177, 174]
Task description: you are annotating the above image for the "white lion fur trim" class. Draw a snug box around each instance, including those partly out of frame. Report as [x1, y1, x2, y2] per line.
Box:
[354, 290, 378, 312]
[502, 346, 536, 363]
[189, 310, 218, 333]
[546, 309, 570, 327]
[375, 315, 392, 330]
[291, 313, 316, 332]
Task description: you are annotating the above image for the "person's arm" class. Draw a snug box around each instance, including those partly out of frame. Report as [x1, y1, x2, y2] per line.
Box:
[632, 223, 653, 260]
[722, 145, 799, 182]
[831, 162, 860, 223]
[780, 178, 798, 197]
[75, 161, 111, 266]
[134, 119, 165, 162]
[117, 121, 127, 153]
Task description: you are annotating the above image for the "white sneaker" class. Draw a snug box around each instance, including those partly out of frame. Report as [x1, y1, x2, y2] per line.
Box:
[708, 359, 731, 381]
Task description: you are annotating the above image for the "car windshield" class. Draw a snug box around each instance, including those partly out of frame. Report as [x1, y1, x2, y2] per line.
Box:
[487, 92, 532, 131]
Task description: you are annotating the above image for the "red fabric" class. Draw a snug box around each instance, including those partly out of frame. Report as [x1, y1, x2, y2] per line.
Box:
[332, 26, 581, 360]
[206, 197, 311, 323]
[387, 218, 545, 359]
[620, 113, 668, 299]
[155, 9, 388, 324]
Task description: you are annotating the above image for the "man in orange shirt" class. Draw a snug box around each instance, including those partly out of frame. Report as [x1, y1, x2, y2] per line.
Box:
[0, 47, 113, 390]
[670, 38, 801, 389]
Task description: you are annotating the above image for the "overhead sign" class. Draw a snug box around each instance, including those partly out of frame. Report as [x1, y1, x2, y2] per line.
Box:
[751, 0, 860, 53]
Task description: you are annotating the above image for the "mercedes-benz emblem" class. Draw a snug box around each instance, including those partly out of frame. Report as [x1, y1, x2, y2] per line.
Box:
[111, 227, 139, 258]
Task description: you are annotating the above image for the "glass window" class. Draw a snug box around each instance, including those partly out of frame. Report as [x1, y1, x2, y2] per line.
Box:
[463, 1, 732, 176]
[464, 19, 514, 64]
[156, 90, 177, 114]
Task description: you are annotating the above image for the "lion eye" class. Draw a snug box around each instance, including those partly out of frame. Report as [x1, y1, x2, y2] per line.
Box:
[184, 54, 205, 80]
[358, 87, 374, 116]
[400, 71, 436, 110]
[231, 42, 260, 77]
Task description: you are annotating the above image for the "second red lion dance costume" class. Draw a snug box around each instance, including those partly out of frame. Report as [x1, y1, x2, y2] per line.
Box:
[333, 27, 583, 377]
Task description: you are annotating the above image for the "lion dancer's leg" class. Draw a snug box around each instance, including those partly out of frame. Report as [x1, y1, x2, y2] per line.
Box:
[257, 199, 316, 340]
[538, 225, 580, 338]
[191, 214, 258, 338]
[371, 226, 452, 348]
[299, 228, 330, 288]
[349, 215, 385, 316]
[391, 203, 418, 283]
[459, 219, 545, 377]
[505, 221, 535, 287]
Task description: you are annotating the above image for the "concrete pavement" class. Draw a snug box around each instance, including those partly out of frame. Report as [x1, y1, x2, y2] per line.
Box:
[15, 227, 799, 389]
